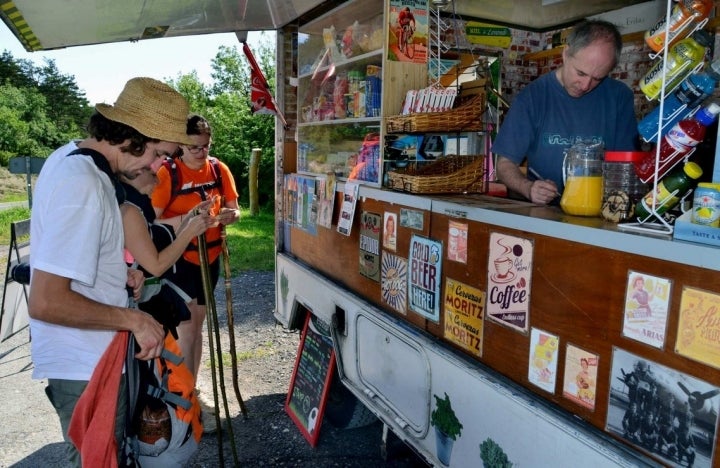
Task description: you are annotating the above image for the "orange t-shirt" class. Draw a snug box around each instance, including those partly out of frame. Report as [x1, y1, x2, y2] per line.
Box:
[152, 157, 238, 264]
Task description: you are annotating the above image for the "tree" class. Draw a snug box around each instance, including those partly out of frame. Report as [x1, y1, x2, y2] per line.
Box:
[169, 34, 277, 208]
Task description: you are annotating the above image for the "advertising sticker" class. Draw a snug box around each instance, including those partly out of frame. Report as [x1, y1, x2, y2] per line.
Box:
[443, 278, 484, 356]
[485, 232, 532, 333]
[408, 234, 442, 322]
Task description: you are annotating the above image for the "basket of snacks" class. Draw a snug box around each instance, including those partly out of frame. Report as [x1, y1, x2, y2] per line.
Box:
[386, 155, 486, 194]
[385, 94, 486, 134]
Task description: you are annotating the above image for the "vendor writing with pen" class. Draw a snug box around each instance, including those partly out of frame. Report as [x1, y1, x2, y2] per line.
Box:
[492, 19, 639, 205]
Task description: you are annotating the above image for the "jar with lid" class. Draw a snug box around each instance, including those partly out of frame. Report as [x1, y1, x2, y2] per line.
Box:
[635, 161, 703, 221]
[560, 141, 605, 216]
[601, 151, 649, 223]
[691, 182, 720, 227]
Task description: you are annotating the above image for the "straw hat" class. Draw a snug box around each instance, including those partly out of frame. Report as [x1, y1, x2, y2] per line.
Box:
[95, 77, 193, 145]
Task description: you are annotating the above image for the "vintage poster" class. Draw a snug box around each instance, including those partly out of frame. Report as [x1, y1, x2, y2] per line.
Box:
[408, 234, 442, 322]
[383, 212, 397, 251]
[447, 220, 468, 264]
[562, 344, 598, 411]
[337, 181, 359, 236]
[607, 347, 719, 468]
[381, 251, 407, 314]
[388, 0, 428, 64]
[443, 278, 484, 356]
[316, 173, 336, 229]
[676, 286, 720, 369]
[528, 328, 559, 394]
[399, 208, 423, 230]
[359, 212, 381, 281]
[485, 232, 532, 333]
[622, 271, 671, 349]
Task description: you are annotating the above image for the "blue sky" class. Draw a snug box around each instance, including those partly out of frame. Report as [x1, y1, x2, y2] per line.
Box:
[1, 25, 269, 105]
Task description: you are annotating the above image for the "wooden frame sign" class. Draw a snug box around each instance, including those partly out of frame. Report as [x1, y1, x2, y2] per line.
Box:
[285, 314, 336, 446]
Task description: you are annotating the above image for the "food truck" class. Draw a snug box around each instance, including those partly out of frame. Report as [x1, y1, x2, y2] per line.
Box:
[3, 0, 720, 466]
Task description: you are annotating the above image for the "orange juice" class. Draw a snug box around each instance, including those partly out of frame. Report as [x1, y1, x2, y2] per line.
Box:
[560, 176, 603, 216]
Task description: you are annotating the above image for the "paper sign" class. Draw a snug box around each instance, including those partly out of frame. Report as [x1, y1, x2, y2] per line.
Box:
[337, 182, 359, 236]
[447, 220, 468, 263]
[528, 328, 559, 393]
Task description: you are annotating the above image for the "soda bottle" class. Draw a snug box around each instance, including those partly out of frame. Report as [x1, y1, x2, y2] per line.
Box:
[635, 161, 703, 221]
[636, 102, 720, 183]
[640, 29, 711, 101]
[645, 0, 713, 53]
[638, 59, 720, 142]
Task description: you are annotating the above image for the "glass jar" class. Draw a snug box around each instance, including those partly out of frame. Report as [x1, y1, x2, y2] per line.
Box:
[601, 151, 649, 223]
[560, 141, 605, 216]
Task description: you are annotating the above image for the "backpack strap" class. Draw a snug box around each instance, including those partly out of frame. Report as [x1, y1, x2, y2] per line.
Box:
[68, 148, 126, 204]
[165, 156, 224, 205]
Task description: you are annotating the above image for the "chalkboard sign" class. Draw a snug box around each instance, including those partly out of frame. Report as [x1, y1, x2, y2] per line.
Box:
[285, 314, 336, 446]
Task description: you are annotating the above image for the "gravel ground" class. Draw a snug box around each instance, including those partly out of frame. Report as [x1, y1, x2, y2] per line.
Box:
[0, 268, 426, 467]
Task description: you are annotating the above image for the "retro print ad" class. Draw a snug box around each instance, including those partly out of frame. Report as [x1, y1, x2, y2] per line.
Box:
[676, 286, 720, 369]
[622, 271, 671, 349]
[528, 328, 559, 393]
[486, 232, 532, 333]
[408, 234, 442, 322]
[443, 278, 484, 356]
[389, 0, 428, 64]
[359, 211, 381, 281]
[381, 251, 408, 314]
[607, 347, 719, 468]
[562, 344, 598, 411]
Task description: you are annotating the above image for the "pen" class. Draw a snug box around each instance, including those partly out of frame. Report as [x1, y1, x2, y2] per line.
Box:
[528, 167, 561, 197]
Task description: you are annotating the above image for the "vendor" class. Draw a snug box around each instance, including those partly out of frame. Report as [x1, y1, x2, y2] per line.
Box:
[492, 19, 639, 205]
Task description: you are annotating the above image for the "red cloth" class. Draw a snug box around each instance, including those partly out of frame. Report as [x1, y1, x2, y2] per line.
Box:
[68, 331, 129, 468]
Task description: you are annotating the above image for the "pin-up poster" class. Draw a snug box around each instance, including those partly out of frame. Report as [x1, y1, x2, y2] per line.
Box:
[408, 235, 442, 322]
[447, 220, 468, 264]
[486, 232, 533, 333]
[381, 251, 407, 314]
[622, 271, 671, 349]
[528, 328, 559, 394]
[389, 0, 428, 64]
[562, 344, 598, 411]
[337, 181, 359, 236]
[383, 212, 397, 252]
[443, 278, 484, 356]
[676, 286, 720, 369]
[359, 212, 381, 281]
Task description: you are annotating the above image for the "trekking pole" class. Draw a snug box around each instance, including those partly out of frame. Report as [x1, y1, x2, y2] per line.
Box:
[198, 230, 240, 466]
[220, 210, 249, 418]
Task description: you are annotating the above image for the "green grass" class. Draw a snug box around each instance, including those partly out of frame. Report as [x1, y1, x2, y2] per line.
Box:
[0, 208, 31, 244]
[1, 206, 275, 274]
[224, 208, 275, 273]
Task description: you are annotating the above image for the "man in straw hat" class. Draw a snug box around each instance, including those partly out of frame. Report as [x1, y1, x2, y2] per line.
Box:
[28, 77, 195, 466]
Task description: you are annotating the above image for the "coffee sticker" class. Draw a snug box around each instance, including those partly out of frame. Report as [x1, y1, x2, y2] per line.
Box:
[486, 232, 533, 333]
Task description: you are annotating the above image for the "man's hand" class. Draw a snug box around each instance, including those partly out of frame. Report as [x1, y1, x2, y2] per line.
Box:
[528, 179, 560, 205]
[126, 268, 144, 302]
[130, 310, 166, 360]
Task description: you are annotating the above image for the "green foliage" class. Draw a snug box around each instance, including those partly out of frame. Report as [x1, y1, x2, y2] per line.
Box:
[479, 438, 512, 467]
[431, 392, 463, 440]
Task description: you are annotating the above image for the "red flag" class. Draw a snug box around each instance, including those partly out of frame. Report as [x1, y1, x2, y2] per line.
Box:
[242, 42, 288, 129]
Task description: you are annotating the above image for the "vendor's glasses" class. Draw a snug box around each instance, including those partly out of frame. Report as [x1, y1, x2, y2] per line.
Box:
[186, 144, 211, 154]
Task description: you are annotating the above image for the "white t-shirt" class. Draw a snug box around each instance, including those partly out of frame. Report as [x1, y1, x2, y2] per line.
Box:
[30, 141, 128, 381]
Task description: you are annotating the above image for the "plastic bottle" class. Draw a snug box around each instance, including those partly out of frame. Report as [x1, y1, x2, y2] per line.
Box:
[645, 0, 713, 53]
[636, 102, 720, 183]
[635, 161, 703, 221]
[640, 30, 711, 101]
[638, 59, 720, 142]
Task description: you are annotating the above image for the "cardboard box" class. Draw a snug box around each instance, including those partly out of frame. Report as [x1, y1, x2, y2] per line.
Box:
[673, 211, 720, 247]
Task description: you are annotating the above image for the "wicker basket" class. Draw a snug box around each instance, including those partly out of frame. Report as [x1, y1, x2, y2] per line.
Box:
[386, 155, 486, 194]
[385, 94, 486, 134]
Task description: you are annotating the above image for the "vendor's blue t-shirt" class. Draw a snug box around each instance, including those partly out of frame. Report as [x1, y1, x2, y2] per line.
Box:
[492, 71, 638, 191]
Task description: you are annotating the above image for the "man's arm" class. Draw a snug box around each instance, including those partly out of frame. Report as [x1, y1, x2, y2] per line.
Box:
[29, 269, 165, 360]
[496, 156, 559, 205]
